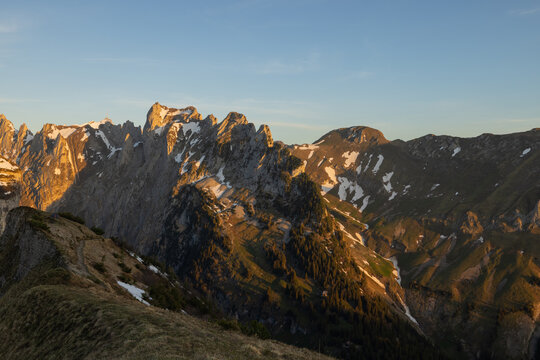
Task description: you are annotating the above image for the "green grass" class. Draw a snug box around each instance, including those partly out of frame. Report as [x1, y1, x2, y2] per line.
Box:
[367, 256, 394, 278]
[0, 284, 329, 360]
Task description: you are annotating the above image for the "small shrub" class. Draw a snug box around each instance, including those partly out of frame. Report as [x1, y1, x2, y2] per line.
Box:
[240, 320, 271, 339]
[91, 226, 105, 235]
[217, 318, 240, 331]
[117, 274, 132, 284]
[29, 215, 49, 231]
[58, 212, 85, 224]
[112, 252, 120, 259]
[89, 275, 103, 285]
[41, 268, 71, 285]
[92, 262, 106, 273]
[118, 262, 132, 273]
[146, 279, 185, 311]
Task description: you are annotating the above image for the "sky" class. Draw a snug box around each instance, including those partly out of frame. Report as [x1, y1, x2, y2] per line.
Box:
[0, 0, 539, 144]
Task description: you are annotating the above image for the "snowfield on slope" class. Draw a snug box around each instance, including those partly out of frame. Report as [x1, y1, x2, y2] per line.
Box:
[0, 158, 18, 171]
[372, 155, 384, 174]
[342, 151, 359, 168]
[117, 281, 150, 305]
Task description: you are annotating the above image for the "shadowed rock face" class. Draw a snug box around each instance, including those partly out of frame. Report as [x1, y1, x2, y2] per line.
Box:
[0, 104, 292, 254]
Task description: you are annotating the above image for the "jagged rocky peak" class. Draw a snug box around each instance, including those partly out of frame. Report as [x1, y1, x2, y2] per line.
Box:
[40, 118, 114, 139]
[17, 123, 30, 138]
[203, 114, 218, 126]
[315, 125, 388, 146]
[144, 102, 201, 132]
[0, 114, 14, 131]
[256, 124, 273, 147]
[217, 111, 248, 135]
[0, 115, 17, 158]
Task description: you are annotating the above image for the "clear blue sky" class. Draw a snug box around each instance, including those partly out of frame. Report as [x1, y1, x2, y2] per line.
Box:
[1, 0, 539, 144]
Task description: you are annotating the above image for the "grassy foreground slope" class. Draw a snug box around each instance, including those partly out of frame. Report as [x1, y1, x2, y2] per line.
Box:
[0, 207, 332, 360]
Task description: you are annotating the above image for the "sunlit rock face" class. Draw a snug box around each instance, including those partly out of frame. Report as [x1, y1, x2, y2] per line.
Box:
[0, 157, 21, 233]
[0, 105, 297, 254]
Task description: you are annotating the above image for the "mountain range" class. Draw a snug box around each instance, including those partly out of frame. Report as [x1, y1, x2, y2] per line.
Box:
[0, 103, 538, 359]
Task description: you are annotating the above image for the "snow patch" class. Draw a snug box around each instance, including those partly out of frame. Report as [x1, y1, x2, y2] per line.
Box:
[342, 151, 359, 168]
[363, 154, 373, 172]
[154, 126, 165, 136]
[107, 147, 122, 159]
[0, 158, 18, 171]
[169, 109, 193, 117]
[95, 130, 112, 150]
[174, 153, 184, 164]
[382, 171, 394, 183]
[159, 107, 168, 118]
[117, 281, 149, 305]
[296, 144, 319, 151]
[360, 195, 370, 212]
[390, 257, 401, 285]
[47, 126, 77, 140]
[320, 183, 334, 195]
[337, 177, 364, 202]
[95, 130, 121, 159]
[372, 154, 384, 174]
[24, 133, 34, 144]
[520, 147, 531, 157]
[452, 147, 461, 157]
[181, 122, 201, 136]
[324, 167, 337, 184]
[397, 293, 418, 325]
[147, 264, 167, 277]
[216, 166, 226, 183]
[81, 119, 112, 129]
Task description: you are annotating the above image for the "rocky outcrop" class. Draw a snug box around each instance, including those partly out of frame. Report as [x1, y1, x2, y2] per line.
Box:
[0, 157, 21, 234]
[0, 207, 61, 290]
[527, 200, 540, 233]
[143, 102, 201, 132]
[313, 126, 389, 146]
[460, 211, 484, 236]
[0, 107, 302, 255]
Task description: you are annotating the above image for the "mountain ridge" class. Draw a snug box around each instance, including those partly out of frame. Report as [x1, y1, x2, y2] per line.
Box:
[0, 103, 538, 359]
